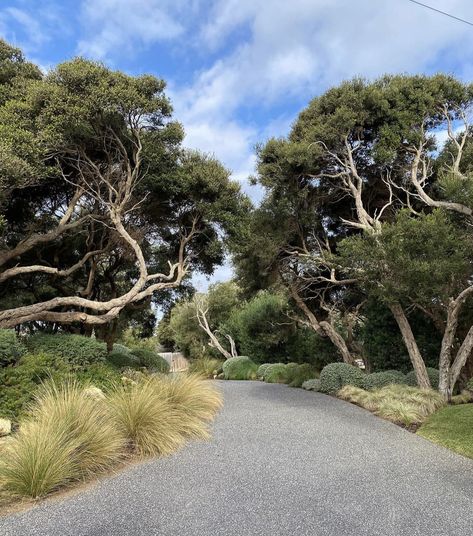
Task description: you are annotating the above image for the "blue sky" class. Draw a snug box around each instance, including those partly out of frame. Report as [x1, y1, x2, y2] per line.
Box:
[2, 0, 473, 288]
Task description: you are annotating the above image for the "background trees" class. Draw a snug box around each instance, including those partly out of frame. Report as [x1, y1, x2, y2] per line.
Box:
[0, 40, 249, 342]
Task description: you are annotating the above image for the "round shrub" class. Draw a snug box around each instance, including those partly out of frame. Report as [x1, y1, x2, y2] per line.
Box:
[319, 363, 365, 394]
[106, 349, 138, 370]
[263, 363, 289, 383]
[363, 370, 407, 390]
[130, 348, 170, 373]
[222, 356, 258, 380]
[405, 367, 439, 390]
[256, 363, 272, 380]
[0, 329, 27, 366]
[302, 379, 321, 391]
[287, 363, 318, 388]
[467, 377, 473, 392]
[26, 333, 106, 367]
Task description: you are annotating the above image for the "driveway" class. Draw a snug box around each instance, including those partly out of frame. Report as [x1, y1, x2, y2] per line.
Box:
[1, 381, 473, 535]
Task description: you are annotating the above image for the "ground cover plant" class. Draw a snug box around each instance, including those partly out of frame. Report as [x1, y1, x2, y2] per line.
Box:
[417, 404, 473, 458]
[337, 384, 446, 427]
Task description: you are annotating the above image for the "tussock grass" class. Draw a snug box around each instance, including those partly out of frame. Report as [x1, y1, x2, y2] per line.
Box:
[188, 358, 224, 378]
[337, 384, 446, 426]
[107, 379, 184, 457]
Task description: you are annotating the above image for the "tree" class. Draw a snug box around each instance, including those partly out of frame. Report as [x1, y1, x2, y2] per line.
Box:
[0, 43, 250, 334]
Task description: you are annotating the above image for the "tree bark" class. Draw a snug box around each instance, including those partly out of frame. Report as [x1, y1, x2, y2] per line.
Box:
[389, 302, 431, 389]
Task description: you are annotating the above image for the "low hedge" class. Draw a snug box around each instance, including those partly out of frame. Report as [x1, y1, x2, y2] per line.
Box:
[129, 348, 170, 373]
[405, 367, 439, 390]
[222, 356, 258, 380]
[319, 362, 365, 394]
[263, 363, 289, 383]
[105, 349, 139, 370]
[363, 370, 406, 390]
[256, 363, 272, 380]
[0, 329, 27, 367]
[302, 378, 321, 391]
[26, 333, 107, 368]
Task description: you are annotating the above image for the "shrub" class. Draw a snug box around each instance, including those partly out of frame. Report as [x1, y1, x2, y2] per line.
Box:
[106, 349, 138, 370]
[26, 333, 106, 367]
[302, 378, 321, 391]
[287, 363, 318, 388]
[405, 367, 439, 389]
[222, 356, 258, 380]
[337, 383, 445, 426]
[465, 377, 473, 392]
[107, 380, 184, 457]
[363, 370, 406, 390]
[263, 363, 289, 383]
[188, 357, 224, 378]
[256, 363, 272, 380]
[130, 348, 170, 373]
[75, 363, 121, 390]
[0, 329, 27, 367]
[0, 353, 71, 421]
[319, 363, 365, 394]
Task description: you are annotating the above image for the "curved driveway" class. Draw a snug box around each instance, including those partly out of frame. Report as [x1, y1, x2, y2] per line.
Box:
[1, 381, 473, 535]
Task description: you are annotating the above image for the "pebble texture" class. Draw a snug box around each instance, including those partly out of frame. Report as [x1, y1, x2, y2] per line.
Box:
[1, 381, 473, 535]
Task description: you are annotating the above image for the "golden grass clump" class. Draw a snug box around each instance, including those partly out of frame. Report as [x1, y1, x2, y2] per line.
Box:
[337, 383, 446, 426]
[107, 379, 186, 457]
[188, 358, 224, 378]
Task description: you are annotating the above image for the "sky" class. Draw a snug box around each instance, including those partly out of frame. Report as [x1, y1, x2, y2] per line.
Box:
[2, 0, 473, 289]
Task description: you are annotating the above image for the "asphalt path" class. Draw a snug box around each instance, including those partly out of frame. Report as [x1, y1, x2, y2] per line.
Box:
[1, 380, 473, 535]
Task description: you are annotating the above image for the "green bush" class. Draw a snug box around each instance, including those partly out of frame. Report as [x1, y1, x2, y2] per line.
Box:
[466, 377, 473, 392]
[302, 378, 321, 391]
[105, 349, 138, 370]
[363, 370, 406, 390]
[287, 363, 318, 388]
[263, 363, 289, 383]
[0, 353, 72, 421]
[188, 357, 224, 378]
[111, 343, 132, 355]
[0, 329, 27, 367]
[405, 367, 439, 390]
[319, 363, 365, 394]
[130, 348, 170, 373]
[222, 356, 258, 380]
[75, 363, 121, 390]
[26, 333, 106, 367]
[256, 363, 272, 380]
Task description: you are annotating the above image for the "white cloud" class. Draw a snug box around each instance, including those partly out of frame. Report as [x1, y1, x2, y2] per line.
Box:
[77, 0, 189, 59]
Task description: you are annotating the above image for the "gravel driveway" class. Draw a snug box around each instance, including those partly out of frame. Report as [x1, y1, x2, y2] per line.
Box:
[1, 381, 473, 535]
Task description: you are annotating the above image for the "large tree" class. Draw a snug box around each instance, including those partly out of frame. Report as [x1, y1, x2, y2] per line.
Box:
[0, 41, 249, 334]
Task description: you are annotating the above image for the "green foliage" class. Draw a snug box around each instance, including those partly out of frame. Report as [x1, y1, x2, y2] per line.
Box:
[105, 349, 138, 370]
[286, 363, 319, 388]
[130, 348, 170, 373]
[405, 367, 440, 390]
[256, 363, 272, 380]
[263, 363, 289, 383]
[26, 334, 107, 368]
[0, 329, 27, 366]
[302, 379, 321, 391]
[363, 370, 407, 390]
[418, 403, 473, 458]
[74, 363, 122, 390]
[222, 356, 258, 380]
[338, 384, 445, 426]
[188, 357, 224, 378]
[467, 377, 473, 391]
[319, 363, 365, 394]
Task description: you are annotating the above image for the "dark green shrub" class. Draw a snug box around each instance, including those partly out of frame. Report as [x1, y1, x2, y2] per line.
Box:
[0, 329, 27, 366]
[106, 349, 138, 370]
[222, 356, 258, 380]
[302, 378, 321, 391]
[130, 348, 170, 373]
[363, 370, 407, 390]
[405, 367, 439, 390]
[256, 363, 272, 380]
[319, 363, 365, 394]
[75, 362, 121, 389]
[263, 363, 289, 383]
[287, 363, 318, 388]
[26, 333, 106, 367]
[0, 353, 72, 421]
